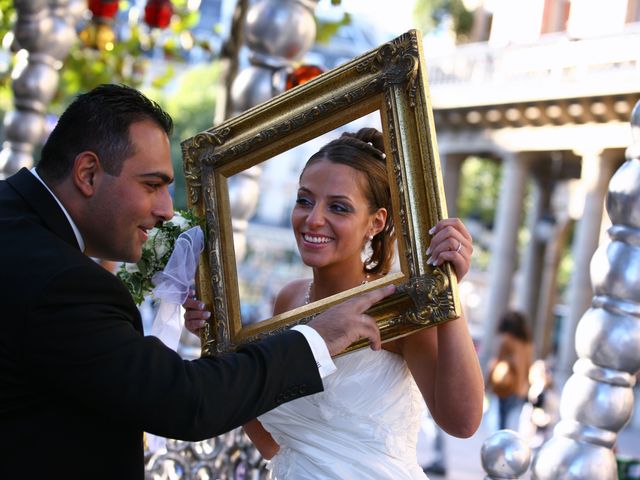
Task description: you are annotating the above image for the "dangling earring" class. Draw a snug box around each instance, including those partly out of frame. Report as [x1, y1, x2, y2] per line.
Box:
[362, 233, 374, 264]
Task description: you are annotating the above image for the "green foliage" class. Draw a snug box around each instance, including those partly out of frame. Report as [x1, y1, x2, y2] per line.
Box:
[456, 156, 501, 271]
[1, 0, 206, 113]
[413, 0, 473, 39]
[0, 0, 16, 112]
[458, 156, 501, 228]
[315, 12, 352, 45]
[117, 209, 204, 305]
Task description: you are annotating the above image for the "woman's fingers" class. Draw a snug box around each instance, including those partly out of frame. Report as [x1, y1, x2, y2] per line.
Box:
[426, 218, 473, 279]
[183, 294, 210, 335]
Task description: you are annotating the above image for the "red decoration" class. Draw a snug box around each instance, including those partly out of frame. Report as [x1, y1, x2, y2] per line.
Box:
[285, 65, 324, 91]
[144, 0, 173, 29]
[88, 0, 119, 20]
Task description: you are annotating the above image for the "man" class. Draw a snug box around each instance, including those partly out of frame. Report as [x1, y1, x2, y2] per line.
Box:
[0, 84, 392, 479]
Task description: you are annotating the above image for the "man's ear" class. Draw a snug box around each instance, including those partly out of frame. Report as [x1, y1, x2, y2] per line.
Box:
[72, 151, 101, 197]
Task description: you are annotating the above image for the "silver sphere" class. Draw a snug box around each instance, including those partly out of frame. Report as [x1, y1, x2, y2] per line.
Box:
[229, 167, 262, 261]
[591, 240, 640, 302]
[606, 158, 640, 227]
[12, 61, 61, 112]
[575, 308, 640, 373]
[631, 100, 640, 143]
[2, 110, 46, 145]
[0, 143, 35, 176]
[245, 0, 316, 62]
[229, 167, 262, 220]
[532, 435, 617, 480]
[230, 66, 278, 113]
[559, 373, 634, 432]
[481, 429, 531, 478]
[40, 15, 77, 60]
[13, 0, 49, 14]
[14, 12, 55, 53]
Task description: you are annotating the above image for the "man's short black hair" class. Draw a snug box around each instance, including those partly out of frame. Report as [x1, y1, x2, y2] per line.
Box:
[37, 84, 173, 183]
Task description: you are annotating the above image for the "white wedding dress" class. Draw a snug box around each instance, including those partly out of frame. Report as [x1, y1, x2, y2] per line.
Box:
[258, 348, 429, 479]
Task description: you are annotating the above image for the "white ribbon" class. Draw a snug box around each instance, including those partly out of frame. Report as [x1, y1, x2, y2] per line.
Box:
[150, 226, 204, 350]
[147, 226, 204, 453]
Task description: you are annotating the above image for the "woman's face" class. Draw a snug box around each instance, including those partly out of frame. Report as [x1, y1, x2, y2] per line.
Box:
[292, 159, 386, 272]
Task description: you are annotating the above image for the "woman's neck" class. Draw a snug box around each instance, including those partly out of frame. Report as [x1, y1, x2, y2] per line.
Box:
[309, 261, 371, 302]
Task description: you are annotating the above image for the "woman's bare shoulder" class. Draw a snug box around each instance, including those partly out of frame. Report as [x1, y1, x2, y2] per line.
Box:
[273, 278, 311, 314]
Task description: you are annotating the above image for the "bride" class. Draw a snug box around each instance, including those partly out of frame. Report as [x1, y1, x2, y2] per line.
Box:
[186, 128, 484, 478]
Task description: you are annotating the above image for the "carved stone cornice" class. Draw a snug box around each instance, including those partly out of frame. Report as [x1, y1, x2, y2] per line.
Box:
[433, 93, 640, 131]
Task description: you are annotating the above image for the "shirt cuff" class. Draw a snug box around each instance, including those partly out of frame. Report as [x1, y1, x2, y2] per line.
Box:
[291, 325, 337, 378]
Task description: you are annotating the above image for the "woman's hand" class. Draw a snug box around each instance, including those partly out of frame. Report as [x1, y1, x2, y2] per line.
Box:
[426, 218, 473, 281]
[183, 290, 210, 336]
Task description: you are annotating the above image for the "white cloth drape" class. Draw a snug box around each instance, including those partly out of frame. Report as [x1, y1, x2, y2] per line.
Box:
[146, 226, 204, 453]
[149, 226, 204, 350]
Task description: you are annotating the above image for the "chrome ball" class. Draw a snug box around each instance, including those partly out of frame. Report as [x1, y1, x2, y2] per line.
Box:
[13, 0, 49, 14]
[12, 62, 60, 112]
[0, 144, 35, 176]
[533, 435, 617, 480]
[41, 15, 77, 60]
[230, 66, 277, 113]
[606, 159, 640, 227]
[575, 308, 640, 373]
[591, 241, 640, 302]
[245, 0, 316, 61]
[559, 373, 634, 431]
[2, 110, 46, 145]
[481, 429, 531, 478]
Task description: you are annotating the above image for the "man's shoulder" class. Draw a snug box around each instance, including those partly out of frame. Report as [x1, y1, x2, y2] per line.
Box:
[0, 216, 123, 303]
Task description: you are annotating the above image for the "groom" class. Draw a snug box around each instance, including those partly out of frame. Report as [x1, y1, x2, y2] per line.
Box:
[0, 84, 392, 479]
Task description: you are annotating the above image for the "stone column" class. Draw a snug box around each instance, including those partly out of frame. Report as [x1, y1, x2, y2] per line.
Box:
[441, 153, 465, 217]
[557, 148, 614, 384]
[515, 169, 551, 327]
[479, 152, 529, 368]
[534, 218, 571, 359]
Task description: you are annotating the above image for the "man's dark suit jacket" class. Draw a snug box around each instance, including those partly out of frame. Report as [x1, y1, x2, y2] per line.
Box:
[0, 168, 323, 479]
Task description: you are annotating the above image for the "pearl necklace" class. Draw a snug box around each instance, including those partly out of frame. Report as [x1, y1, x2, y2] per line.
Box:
[304, 274, 370, 305]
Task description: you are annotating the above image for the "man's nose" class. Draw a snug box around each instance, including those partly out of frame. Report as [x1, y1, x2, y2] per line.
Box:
[154, 187, 174, 221]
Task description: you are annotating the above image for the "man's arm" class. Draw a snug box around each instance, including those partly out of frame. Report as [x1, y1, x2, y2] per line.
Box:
[27, 264, 323, 441]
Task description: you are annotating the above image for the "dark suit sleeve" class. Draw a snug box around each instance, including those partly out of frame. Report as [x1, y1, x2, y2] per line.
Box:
[25, 263, 323, 441]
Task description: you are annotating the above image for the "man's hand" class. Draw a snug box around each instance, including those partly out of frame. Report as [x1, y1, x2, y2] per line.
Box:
[307, 284, 395, 356]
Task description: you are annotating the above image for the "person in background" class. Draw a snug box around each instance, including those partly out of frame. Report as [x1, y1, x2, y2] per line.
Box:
[488, 310, 534, 430]
[520, 358, 559, 448]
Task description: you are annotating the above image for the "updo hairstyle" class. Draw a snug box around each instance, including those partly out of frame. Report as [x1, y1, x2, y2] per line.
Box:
[301, 127, 395, 275]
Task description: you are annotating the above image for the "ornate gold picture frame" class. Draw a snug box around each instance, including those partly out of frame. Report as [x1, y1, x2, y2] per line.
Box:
[181, 29, 460, 357]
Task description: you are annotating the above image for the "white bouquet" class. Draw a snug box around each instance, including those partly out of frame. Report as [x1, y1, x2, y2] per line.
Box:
[117, 210, 203, 305]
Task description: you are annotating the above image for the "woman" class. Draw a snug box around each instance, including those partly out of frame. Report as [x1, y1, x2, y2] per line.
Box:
[488, 310, 533, 430]
[186, 128, 484, 478]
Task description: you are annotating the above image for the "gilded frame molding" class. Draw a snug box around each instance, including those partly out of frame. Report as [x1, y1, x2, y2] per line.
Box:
[181, 29, 460, 357]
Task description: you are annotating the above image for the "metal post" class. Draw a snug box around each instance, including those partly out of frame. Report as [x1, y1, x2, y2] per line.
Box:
[531, 102, 640, 479]
[0, 0, 80, 179]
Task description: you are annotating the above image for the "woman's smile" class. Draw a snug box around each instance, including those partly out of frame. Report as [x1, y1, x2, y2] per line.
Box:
[301, 232, 334, 248]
